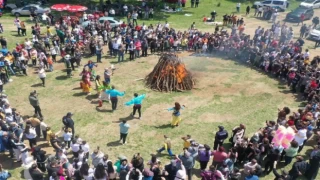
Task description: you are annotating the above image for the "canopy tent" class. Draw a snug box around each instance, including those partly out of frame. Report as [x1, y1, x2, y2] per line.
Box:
[67, 5, 88, 12]
[51, 4, 70, 11]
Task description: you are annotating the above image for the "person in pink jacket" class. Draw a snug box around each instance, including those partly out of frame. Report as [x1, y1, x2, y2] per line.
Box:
[134, 40, 141, 58]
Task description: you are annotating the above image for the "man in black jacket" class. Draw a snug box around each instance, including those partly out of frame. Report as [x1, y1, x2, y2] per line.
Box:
[273, 161, 292, 180]
[29, 163, 44, 180]
[213, 126, 228, 150]
[288, 156, 309, 180]
[62, 112, 75, 138]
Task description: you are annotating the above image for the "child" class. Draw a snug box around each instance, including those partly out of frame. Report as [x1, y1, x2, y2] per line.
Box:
[63, 128, 72, 149]
[46, 127, 53, 145]
[47, 55, 53, 72]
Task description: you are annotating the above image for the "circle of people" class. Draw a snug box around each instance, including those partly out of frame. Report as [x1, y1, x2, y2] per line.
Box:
[1, 1, 320, 180]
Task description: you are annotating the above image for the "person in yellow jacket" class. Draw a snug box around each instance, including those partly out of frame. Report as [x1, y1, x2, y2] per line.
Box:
[181, 36, 188, 51]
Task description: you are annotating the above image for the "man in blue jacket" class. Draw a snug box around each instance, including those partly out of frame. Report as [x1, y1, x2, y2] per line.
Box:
[106, 85, 125, 111]
[214, 126, 228, 150]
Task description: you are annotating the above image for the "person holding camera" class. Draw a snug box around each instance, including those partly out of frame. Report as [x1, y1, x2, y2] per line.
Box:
[28, 91, 43, 118]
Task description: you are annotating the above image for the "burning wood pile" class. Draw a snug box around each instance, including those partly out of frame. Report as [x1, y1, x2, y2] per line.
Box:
[145, 53, 194, 92]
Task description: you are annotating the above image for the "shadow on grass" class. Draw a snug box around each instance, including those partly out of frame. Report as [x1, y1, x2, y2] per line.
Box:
[72, 87, 82, 90]
[55, 75, 69, 80]
[107, 140, 122, 147]
[95, 106, 113, 113]
[31, 83, 43, 87]
[73, 92, 87, 97]
[86, 94, 97, 101]
[154, 124, 173, 129]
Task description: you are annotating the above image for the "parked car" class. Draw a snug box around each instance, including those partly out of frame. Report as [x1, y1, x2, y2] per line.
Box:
[309, 25, 320, 40]
[285, 7, 314, 22]
[81, 17, 122, 28]
[11, 4, 50, 16]
[300, 0, 320, 9]
[253, 0, 289, 11]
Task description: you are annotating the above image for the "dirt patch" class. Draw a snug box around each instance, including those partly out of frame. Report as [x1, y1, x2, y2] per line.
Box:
[196, 113, 236, 123]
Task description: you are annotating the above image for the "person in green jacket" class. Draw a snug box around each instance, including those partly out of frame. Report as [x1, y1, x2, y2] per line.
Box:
[29, 91, 43, 118]
[284, 140, 299, 166]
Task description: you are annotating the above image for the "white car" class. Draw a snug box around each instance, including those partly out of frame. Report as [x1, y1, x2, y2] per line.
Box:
[82, 17, 122, 28]
[11, 4, 50, 16]
[309, 25, 320, 40]
[253, 0, 289, 11]
[300, 0, 320, 8]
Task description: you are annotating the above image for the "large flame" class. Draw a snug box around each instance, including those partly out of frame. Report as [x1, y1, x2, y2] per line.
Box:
[176, 64, 187, 83]
[157, 64, 187, 83]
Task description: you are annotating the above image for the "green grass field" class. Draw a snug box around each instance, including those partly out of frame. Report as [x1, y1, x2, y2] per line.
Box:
[0, 0, 315, 179]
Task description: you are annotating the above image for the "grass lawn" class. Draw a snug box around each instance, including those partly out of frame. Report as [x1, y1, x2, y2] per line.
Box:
[0, 0, 316, 179]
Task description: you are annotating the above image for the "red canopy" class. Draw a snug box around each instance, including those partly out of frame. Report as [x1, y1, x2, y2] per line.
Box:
[67, 5, 88, 12]
[51, 4, 70, 11]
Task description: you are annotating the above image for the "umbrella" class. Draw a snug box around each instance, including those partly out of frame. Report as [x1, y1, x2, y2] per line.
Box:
[51, 4, 70, 11]
[67, 5, 88, 12]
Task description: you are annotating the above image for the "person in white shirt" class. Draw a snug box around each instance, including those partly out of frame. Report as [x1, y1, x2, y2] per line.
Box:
[236, 2, 241, 13]
[303, 49, 310, 59]
[14, 17, 21, 35]
[109, 8, 115, 17]
[81, 141, 90, 160]
[63, 128, 73, 149]
[294, 126, 307, 152]
[24, 125, 37, 148]
[38, 67, 46, 87]
[164, 21, 170, 29]
[83, 12, 88, 21]
[174, 157, 187, 180]
[132, 11, 138, 26]
[123, 4, 128, 15]
[71, 139, 80, 157]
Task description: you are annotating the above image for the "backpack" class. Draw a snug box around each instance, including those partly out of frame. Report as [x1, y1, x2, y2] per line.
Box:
[62, 116, 68, 126]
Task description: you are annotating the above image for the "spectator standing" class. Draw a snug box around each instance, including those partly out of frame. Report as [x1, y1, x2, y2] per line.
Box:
[62, 112, 75, 139]
[236, 2, 241, 13]
[213, 126, 228, 150]
[246, 6, 250, 15]
[288, 156, 308, 180]
[298, 13, 305, 26]
[178, 150, 194, 180]
[195, 0, 199, 8]
[132, 11, 138, 26]
[119, 120, 130, 144]
[28, 91, 43, 118]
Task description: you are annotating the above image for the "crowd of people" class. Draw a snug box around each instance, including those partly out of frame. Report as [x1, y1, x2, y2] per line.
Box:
[1, 0, 320, 179]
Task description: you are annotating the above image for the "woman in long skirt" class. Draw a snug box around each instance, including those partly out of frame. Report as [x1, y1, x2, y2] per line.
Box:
[167, 102, 184, 127]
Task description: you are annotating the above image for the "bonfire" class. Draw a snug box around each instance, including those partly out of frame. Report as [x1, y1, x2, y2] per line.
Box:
[145, 53, 194, 92]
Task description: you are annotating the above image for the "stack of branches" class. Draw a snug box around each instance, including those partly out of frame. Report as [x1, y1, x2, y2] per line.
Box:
[145, 53, 194, 92]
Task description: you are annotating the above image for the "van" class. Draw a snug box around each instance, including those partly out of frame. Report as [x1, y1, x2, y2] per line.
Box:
[253, 0, 289, 11]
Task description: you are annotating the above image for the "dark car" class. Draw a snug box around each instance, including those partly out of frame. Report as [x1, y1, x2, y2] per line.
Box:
[285, 7, 314, 22]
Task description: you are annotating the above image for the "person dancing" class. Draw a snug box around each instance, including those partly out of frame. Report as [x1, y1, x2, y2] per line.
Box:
[125, 93, 146, 120]
[106, 85, 125, 111]
[98, 81, 112, 107]
[167, 102, 184, 127]
[80, 68, 92, 95]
